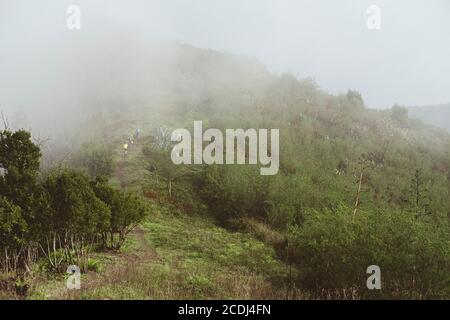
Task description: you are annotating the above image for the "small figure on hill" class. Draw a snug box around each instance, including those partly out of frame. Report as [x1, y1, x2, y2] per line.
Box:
[134, 128, 142, 141]
[128, 135, 134, 145]
[123, 143, 128, 157]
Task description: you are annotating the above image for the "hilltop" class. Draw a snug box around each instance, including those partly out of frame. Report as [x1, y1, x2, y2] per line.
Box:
[1, 43, 449, 299]
[59, 43, 450, 298]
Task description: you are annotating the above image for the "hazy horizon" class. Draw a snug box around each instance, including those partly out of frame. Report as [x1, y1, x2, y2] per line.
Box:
[1, 0, 450, 119]
[1, 1, 450, 302]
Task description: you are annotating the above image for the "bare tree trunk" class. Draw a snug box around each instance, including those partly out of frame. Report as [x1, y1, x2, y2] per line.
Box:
[353, 171, 364, 217]
[4, 248, 9, 275]
[168, 179, 172, 197]
[1, 111, 9, 130]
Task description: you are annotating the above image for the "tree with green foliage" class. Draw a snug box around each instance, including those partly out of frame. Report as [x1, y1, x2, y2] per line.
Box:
[0, 130, 41, 214]
[0, 127, 147, 277]
[143, 131, 199, 197]
[391, 104, 409, 127]
[409, 169, 431, 218]
[346, 90, 365, 109]
[73, 142, 115, 178]
[92, 176, 148, 249]
[43, 170, 111, 239]
[0, 197, 28, 272]
[288, 205, 450, 298]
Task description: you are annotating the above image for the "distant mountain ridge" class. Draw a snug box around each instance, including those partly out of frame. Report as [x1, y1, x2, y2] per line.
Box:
[408, 104, 450, 132]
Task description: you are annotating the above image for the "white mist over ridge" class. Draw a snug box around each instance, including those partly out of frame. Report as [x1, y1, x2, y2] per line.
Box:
[1, 0, 450, 137]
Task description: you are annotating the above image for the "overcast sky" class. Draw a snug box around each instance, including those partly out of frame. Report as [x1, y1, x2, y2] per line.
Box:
[1, 0, 450, 109]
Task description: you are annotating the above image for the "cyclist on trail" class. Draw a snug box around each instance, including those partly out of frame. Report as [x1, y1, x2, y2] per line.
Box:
[128, 135, 134, 145]
[123, 142, 128, 157]
[134, 128, 142, 141]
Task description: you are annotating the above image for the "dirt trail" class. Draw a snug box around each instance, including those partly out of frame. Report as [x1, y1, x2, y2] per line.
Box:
[57, 137, 157, 299]
[115, 160, 128, 188]
[60, 225, 158, 299]
[132, 225, 157, 260]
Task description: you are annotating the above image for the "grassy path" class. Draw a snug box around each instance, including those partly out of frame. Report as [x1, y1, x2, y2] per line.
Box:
[64, 135, 159, 298]
[29, 122, 301, 299]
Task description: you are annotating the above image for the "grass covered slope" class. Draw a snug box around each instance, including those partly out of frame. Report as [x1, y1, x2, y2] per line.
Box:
[62, 66, 450, 299]
[75, 210, 293, 300]
[2, 43, 449, 299]
[31, 195, 297, 300]
[27, 119, 299, 300]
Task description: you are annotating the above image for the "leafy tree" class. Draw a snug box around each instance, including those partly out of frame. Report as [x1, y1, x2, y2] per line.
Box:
[0, 197, 28, 273]
[353, 153, 377, 217]
[43, 169, 111, 239]
[73, 142, 115, 178]
[391, 104, 409, 127]
[0, 130, 41, 211]
[409, 169, 430, 217]
[346, 90, 365, 109]
[288, 205, 450, 298]
[0, 128, 146, 275]
[0, 197, 27, 251]
[92, 176, 148, 249]
[143, 131, 199, 197]
[197, 165, 270, 223]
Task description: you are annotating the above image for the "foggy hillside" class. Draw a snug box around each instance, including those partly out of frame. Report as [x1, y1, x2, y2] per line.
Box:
[1, 1, 450, 301]
[0, 24, 274, 138]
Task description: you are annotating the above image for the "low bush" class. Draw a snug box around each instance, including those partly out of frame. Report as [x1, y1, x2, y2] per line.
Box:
[288, 204, 450, 298]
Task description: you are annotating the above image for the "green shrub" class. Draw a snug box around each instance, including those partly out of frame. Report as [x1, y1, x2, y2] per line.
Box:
[73, 142, 115, 178]
[288, 204, 450, 298]
[92, 176, 148, 249]
[87, 258, 101, 272]
[197, 165, 270, 223]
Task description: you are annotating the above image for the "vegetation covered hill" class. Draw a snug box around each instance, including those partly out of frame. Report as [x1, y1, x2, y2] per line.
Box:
[1, 43, 449, 299]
